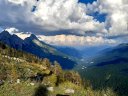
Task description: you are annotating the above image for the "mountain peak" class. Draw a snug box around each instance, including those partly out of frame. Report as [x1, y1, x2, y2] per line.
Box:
[29, 34, 38, 40]
[0, 30, 10, 35]
[0, 30, 11, 38]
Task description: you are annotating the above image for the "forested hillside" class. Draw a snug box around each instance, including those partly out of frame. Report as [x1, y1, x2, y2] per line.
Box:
[0, 42, 83, 96]
[75, 43, 128, 96]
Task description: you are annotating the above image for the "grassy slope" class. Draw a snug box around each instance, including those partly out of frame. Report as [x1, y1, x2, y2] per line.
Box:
[0, 42, 86, 96]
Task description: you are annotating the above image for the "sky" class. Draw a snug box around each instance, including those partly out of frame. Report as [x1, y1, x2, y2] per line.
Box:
[79, 0, 97, 4]
[0, 27, 3, 32]
[0, 0, 128, 48]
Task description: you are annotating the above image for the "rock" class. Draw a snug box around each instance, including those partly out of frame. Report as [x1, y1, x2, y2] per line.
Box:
[30, 83, 35, 86]
[65, 89, 74, 94]
[17, 79, 20, 83]
[47, 87, 54, 92]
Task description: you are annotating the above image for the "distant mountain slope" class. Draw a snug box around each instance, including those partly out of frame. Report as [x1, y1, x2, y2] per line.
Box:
[0, 31, 76, 69]
[56, 47, 82, 59]
[92, 43, 128, 66]
[75, 43, 128, 96]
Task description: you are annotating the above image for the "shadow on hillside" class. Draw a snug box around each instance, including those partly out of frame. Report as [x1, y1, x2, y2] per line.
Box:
[34, 85, 48, 96]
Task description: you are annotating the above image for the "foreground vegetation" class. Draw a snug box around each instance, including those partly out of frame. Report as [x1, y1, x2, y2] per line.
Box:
[0, 42, 117, 96]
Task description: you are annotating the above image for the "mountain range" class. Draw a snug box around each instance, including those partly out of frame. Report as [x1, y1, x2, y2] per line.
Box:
[0, 31, 76, 69]
[1, 30, 128, 95]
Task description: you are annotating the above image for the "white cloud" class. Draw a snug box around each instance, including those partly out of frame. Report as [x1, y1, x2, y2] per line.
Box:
[87, 0, 128, 37]
[1, 0, 128, 47]
[5, 27, 19, 33]
[100, 0, 128, 36]
[0, 0, 106, 35]
[5, 27, 31, 39]
[8, 0, 26, 5]
[38, 34, 116, 47]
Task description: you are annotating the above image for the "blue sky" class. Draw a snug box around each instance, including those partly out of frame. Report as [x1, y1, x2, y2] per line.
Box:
[0, 27, 3, 32]
[79, 0, 97, 4]
[89, 12, 107, 22]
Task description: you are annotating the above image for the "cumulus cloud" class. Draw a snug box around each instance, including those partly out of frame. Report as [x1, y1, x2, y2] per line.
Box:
[100, 0, 128, 37]
[38, 34, 116, 47]
[5, 27, 19, 33]
[87, 0, 128, 37]
[0, 0, 106, 35]
[0, 0, 128, 47]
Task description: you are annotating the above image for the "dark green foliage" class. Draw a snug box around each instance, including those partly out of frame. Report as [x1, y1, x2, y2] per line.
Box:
[0, 42, 6, 49]
[34, 85, 48, 96]
[77, 63, 128, 96]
